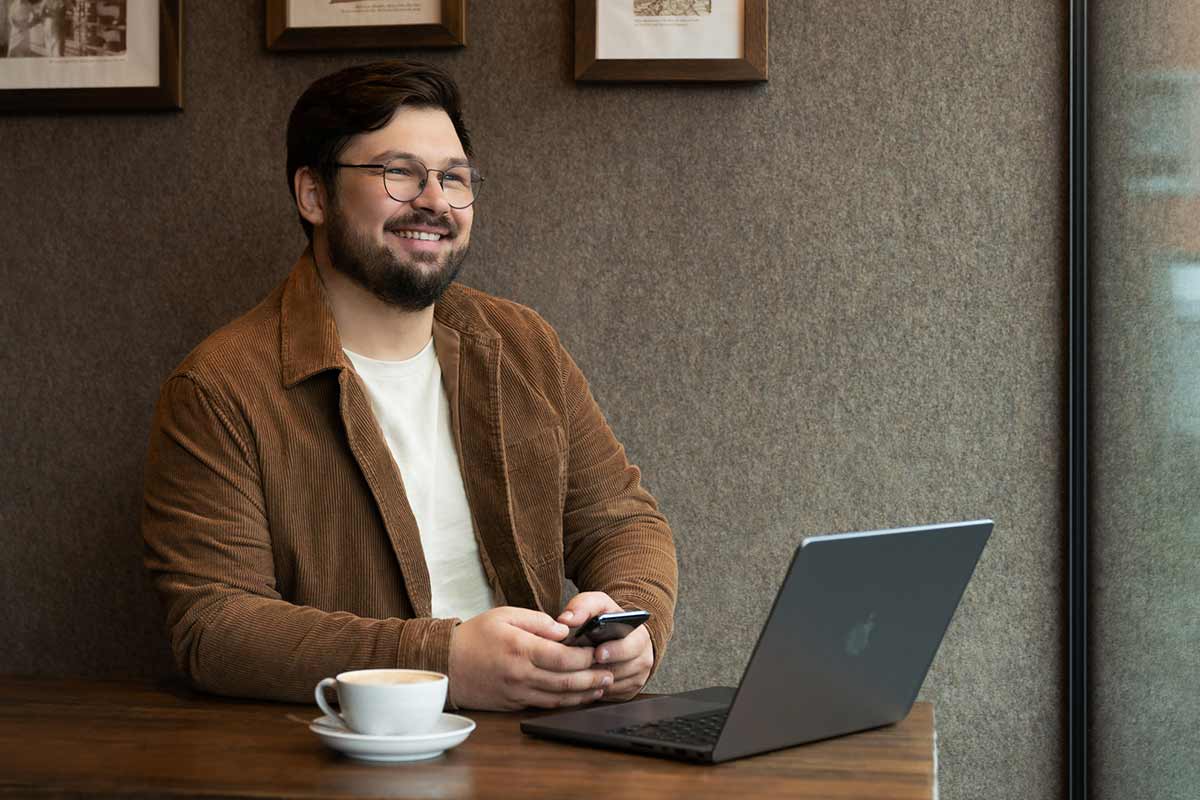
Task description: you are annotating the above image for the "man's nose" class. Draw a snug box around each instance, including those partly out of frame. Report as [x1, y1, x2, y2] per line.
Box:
[410, 174, 453, 215]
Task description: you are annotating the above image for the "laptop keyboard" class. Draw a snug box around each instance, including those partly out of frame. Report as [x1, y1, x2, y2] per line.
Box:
[608, 708, 728, 746]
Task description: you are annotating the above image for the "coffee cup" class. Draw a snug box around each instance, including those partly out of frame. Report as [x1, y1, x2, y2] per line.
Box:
[314, 669, 448, 736]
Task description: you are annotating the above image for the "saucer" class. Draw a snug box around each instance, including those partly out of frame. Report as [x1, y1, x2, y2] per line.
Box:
[309, 713, 476, 763]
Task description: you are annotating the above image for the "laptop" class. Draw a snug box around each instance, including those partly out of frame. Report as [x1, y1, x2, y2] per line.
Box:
[521, 519, 992, 763]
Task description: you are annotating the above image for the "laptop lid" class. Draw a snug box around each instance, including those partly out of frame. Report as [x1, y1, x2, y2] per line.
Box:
[521, 519, 992, 763]
[710, 519, 992, 762]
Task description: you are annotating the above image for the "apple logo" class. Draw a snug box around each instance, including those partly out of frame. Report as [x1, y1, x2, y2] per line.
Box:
[845, 612, 877, 656]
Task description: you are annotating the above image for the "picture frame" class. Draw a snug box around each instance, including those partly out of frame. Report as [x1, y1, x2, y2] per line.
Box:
[0, 0, 182, 113]
[266, 0, 466, 51]
[575, 0, 767, 82]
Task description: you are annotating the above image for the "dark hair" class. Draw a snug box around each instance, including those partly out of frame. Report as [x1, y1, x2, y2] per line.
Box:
[285, 59, 473, 243]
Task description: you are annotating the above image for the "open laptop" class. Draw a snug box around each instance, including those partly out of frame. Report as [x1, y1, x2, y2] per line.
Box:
[521, 519, 992, 763]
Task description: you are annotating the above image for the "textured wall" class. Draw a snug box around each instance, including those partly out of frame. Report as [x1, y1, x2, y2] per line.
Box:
[0, 3, 1065, 798]
[1090, 2, 1200, 798]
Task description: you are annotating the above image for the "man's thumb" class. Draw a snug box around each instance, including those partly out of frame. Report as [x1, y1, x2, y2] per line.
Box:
[507, 609, 569, 640]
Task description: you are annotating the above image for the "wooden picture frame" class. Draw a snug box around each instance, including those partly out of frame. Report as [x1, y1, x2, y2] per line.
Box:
[575, 0, 767, 82]
[266, 0, 466, 51]
[0, 0, 182, 113]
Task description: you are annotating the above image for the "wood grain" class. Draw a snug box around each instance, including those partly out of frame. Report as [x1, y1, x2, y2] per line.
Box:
[0, 677, 934, 799]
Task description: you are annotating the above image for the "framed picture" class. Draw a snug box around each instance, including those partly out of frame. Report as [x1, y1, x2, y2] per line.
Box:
[266, 0, 466, 51]
[575, 0, 767, 82]
[0, 0, 182, 112]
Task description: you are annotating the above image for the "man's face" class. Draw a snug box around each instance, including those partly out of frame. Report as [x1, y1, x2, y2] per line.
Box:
[323, 106, 474, 311]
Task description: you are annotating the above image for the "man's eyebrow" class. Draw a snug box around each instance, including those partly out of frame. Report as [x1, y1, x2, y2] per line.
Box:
[368, 149, 471, 168]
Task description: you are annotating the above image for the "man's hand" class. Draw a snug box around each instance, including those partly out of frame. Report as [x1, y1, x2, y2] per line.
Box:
[447, 606, 613, 711]
[558, 592, 654, 702]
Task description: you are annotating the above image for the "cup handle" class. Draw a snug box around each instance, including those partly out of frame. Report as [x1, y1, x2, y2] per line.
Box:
[314, 678, 346, 727]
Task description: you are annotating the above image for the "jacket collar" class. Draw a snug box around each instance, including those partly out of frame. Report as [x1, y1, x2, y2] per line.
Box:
[279, 248, 496, 388]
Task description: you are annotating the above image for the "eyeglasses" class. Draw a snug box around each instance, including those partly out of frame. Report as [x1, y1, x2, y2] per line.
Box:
[333, 158, 483, 209]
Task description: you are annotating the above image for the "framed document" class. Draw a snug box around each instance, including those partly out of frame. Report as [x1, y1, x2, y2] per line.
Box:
[0, 0, 182, 112]
[575, 0, 767, 82]
[266, 0, 466, 51]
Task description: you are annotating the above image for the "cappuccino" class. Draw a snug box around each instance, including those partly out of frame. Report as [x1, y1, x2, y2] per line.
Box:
[315, 669, 448, 736]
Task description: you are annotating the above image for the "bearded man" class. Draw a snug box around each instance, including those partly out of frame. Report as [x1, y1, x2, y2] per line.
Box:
[141, 60, 677, 712]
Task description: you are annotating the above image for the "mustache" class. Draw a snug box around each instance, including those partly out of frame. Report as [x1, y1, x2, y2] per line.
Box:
[384, 211, 456, 237]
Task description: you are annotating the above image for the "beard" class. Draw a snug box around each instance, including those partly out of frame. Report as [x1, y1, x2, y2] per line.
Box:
[324, 201, 470, 312]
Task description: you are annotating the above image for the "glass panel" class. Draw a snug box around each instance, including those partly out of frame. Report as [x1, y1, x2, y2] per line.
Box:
[1091, 2, 1200, 798]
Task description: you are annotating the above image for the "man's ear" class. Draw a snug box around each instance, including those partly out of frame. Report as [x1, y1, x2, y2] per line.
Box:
[294, 166, 327, 228]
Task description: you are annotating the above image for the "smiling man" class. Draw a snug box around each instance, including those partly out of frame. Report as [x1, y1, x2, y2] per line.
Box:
[141, 61, 677, 712]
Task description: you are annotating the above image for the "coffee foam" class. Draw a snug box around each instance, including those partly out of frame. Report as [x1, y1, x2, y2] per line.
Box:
[339, 670, 443, 686]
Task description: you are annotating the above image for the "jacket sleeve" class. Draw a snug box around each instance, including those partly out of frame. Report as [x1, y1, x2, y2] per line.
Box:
[557, 347, 678, 681]
[141, 374, 458, 703]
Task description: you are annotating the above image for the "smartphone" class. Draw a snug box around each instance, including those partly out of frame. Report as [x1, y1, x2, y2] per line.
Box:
[561, 610, 651, 647]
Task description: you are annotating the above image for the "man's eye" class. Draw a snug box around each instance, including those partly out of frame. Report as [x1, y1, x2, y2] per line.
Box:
[386, 167, 414, 177]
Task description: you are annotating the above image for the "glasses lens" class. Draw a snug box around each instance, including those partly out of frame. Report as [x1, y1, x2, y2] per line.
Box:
[441, 166, 481, 208]
[382, 160, 425, 203]
[382, 159, 481, 208]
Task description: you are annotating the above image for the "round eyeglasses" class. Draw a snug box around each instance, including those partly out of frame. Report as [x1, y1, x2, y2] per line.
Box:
[334, 158, 483, 209]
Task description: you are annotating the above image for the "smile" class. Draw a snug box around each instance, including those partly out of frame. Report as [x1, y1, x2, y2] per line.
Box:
[392, 230, 445, 241]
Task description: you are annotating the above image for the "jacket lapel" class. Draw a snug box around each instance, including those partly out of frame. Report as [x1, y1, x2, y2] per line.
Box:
[281, 251, 431, 616]
[338, 368, 433, 617]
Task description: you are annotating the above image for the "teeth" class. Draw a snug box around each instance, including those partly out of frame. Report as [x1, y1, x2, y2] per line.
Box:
[394, 230, 443, 241]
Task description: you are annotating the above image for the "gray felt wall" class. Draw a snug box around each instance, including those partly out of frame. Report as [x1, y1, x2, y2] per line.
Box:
[0, 3, 1066, 798]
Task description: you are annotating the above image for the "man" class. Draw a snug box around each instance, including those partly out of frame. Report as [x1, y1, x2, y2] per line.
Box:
[141, 60, 677, 711]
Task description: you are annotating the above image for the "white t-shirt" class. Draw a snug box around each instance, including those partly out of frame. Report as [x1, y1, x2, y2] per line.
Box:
[344, 338, 496, 621]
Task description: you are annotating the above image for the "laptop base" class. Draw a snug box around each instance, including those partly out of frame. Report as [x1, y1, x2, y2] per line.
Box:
[520, 687, 735, 763]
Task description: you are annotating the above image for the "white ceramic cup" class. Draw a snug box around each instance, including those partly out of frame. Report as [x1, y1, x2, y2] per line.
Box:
[314, 669, 448, 736]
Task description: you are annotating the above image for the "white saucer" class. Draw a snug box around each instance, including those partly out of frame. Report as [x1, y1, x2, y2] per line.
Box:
[309, 713, 476, 763]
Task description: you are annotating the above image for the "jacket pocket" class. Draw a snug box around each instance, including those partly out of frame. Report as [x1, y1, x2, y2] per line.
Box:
[504, 425, 565, 475]
[504, 426, 566, 603]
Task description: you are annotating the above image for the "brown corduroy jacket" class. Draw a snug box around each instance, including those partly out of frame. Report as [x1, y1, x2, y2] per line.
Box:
[141, 251, 677, 703]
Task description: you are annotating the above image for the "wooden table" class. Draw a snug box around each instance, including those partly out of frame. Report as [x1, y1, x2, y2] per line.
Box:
[0, 677, 937, 799]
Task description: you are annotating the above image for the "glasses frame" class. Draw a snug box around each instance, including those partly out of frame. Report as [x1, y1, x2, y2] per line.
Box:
[333, 158, 483, 209]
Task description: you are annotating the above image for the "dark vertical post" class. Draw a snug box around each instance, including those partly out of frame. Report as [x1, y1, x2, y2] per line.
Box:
[1068, 0, 1088, 798]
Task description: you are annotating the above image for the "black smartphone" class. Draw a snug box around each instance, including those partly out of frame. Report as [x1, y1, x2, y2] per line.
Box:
[561, 610, 651, 647]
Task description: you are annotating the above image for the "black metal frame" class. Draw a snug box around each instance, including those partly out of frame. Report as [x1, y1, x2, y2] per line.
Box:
[333, 161, 484, 210]
[1068, 0, 1088, 798]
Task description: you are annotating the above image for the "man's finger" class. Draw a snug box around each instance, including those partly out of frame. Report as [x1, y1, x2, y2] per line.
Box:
[557, 591, 621, 625]
[525, 666, 613, 695]
[521, 687, 606, 710]
[528, 637, 596, 672]
[593, 626, 649, 665]
[504, 608, 569, 641]
[603, 658, 648, 682]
